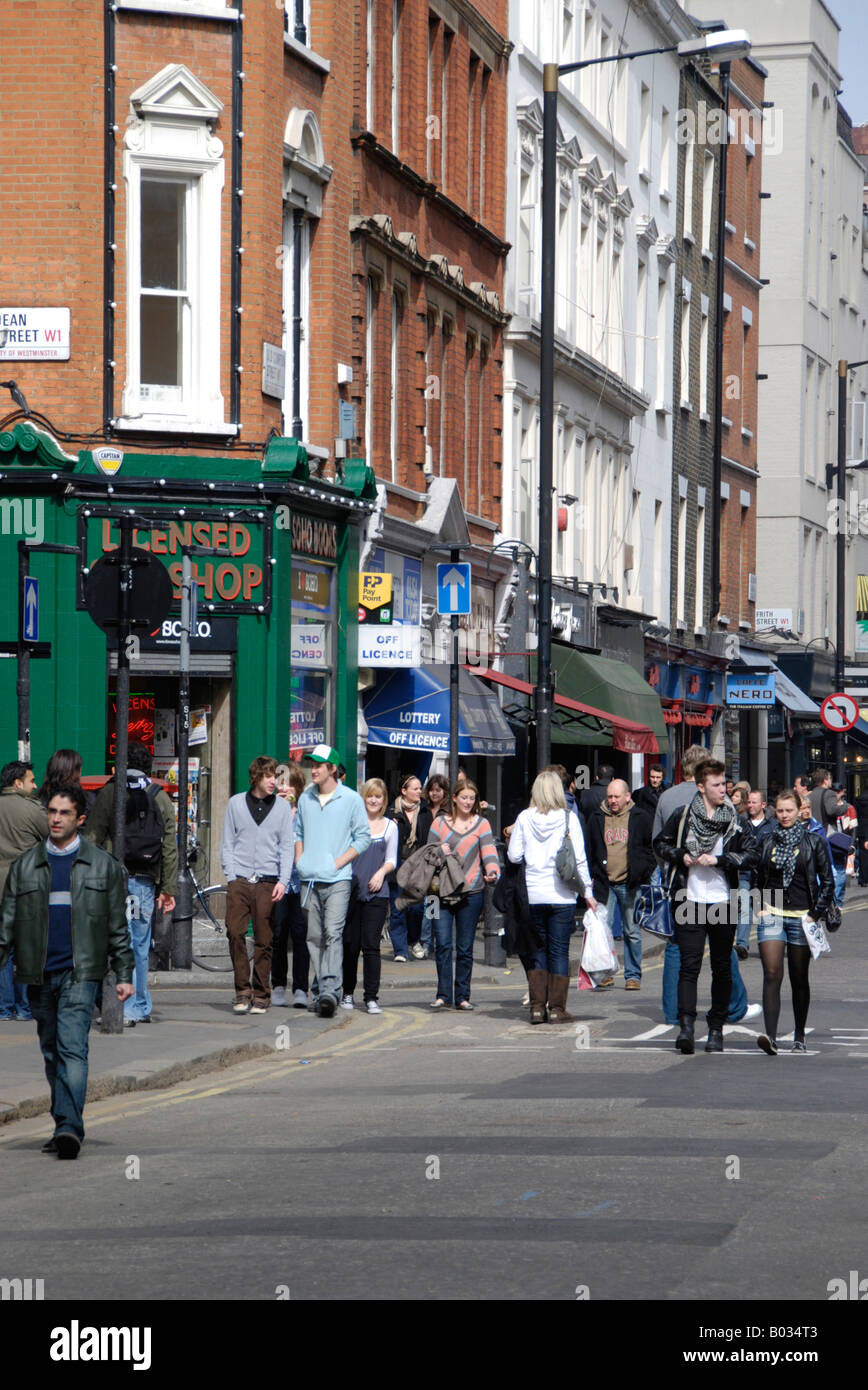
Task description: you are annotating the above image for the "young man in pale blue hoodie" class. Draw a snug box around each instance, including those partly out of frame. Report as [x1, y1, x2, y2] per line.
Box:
[295, 745, 370, 1017]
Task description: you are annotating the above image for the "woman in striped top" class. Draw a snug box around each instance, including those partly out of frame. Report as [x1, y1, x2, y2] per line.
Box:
[427, 779, 500, 1010]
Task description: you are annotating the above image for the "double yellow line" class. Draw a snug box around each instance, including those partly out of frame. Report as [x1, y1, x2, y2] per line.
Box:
[1, 1008, 430, 1144]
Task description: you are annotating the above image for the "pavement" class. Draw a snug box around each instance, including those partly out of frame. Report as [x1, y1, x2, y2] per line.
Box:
[0, 911, 670, 1127]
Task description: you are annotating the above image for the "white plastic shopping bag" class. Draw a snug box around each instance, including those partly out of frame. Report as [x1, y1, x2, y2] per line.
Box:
[581, 907, 618, 976]
[802, 916, 831, 961]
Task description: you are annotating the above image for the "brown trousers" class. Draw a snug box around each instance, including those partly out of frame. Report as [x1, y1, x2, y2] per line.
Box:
[226, 879, 277, 1003]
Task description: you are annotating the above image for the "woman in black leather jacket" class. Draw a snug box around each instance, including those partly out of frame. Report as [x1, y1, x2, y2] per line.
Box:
[753, 789, 834, 1056]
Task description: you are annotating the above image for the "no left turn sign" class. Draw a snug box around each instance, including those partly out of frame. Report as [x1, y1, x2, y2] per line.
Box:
[820, 693, 860, 732]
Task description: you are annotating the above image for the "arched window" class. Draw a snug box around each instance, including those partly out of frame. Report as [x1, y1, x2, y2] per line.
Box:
[283, 110, 331, 441]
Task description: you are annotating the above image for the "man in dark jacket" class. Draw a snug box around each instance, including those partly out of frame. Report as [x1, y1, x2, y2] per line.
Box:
[579, 764, 614, 821]
[654, 759, 757, 1054]
[0, 785, 133, 1158]
[632, 765, 669, 816]
[86, 741, 177, 1027]
[586, 780, 655, 990]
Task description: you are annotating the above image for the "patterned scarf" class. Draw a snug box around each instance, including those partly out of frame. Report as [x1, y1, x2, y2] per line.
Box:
[684, 790, 739, 858]
[770, 821, 805, 889]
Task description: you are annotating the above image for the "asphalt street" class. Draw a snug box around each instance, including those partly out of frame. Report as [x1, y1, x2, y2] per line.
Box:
[2, 902, 867, 1310]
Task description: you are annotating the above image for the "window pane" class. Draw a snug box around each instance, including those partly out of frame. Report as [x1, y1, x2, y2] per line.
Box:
[141, 181, 185, 290]
[140, 295, 182, 386]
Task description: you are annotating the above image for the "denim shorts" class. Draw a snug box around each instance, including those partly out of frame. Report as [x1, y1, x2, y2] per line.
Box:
[756, 911, 810, 947]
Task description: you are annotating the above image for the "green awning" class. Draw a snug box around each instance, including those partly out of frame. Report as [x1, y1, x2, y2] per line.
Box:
[530, 646, 668, 754]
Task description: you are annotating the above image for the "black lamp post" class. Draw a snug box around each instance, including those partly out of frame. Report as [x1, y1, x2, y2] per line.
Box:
[830, 361, 868, 782]
[538, 29, 751, 771]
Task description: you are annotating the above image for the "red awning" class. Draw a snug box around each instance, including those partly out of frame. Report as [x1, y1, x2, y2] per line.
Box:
[470, 667, 660, 755]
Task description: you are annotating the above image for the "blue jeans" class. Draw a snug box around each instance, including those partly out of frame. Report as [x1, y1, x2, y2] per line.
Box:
[28, 972, 99, 1140]
[434, 892, 484, 1006]
[125, 876, 156, 1021]
[388, 883, 423, 957]
[0, 954, 32, 1019]
[832, 864, 847, 907]
[527, 903, 576, 976]
[662, 940, 748, 1025]
[305, 879, 351, 1006]
[735, 872, 753, 952]
[600, 882, 641, 981]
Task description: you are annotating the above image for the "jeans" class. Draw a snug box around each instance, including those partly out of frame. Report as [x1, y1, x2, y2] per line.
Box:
[735, 871, 753, 952]
[305, 879, 351, 1006]
[672, 921, 736, 1028]
[388, 882, 424, 958]
[662, 941, 748, 1025]
[527, 902, 576, 976]
[0, 954, 32, 1019]
[599, 882, 641, 981]
[28, 972, 99, 1140]
[832, 863, 847, 907]
[125, 875, 156, 1022]
[433, 892, 484, 1006]
[272, 890, 310, 993]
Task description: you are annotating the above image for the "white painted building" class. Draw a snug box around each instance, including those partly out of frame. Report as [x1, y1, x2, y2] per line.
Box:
[501, 0, 695, 631]
[690, 0, 868, 655]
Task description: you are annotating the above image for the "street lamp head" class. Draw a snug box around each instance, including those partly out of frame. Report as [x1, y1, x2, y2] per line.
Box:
[677, 29, 751, 64]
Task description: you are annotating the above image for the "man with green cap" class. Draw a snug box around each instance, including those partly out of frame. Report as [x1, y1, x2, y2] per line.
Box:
[294, 745, 370, 1017]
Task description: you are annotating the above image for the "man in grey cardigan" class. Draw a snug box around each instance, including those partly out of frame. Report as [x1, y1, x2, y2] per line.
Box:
[221, 755, 294, 1015]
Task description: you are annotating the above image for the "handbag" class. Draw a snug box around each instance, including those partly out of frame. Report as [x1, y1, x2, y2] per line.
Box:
[555, 810, 584, 894]
[821, 900, 842, 933]
[634, 879, 675, 939]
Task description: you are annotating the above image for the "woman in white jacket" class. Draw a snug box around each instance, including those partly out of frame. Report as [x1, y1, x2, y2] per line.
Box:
[507, 770, 597, 1024]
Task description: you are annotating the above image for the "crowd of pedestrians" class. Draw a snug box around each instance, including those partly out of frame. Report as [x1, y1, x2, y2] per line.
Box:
[0, 734, 862, 1158]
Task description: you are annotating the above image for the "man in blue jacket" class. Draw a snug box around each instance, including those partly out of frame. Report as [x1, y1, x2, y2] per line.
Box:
[295, 746, 370, 1017]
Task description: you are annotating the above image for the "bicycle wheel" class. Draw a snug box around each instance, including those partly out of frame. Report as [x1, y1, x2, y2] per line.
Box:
[192, 884, 252, 972]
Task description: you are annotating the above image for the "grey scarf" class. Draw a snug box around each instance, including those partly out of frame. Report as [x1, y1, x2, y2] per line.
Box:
[770, 822, 805, 889]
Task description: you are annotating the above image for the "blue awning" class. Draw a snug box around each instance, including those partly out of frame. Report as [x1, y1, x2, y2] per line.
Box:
[363, 664, 515, 757]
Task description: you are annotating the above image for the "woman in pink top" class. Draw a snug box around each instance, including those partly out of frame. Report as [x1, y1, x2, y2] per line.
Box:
[426, 779, 499, 1011]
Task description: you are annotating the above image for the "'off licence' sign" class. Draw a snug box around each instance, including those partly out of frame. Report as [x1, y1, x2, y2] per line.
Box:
[0, 308, 70, 360]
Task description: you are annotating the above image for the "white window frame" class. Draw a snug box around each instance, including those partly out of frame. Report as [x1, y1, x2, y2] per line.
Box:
[118, 2, 238, 18]
[121, 65, 227, 433]
[281, 209, 310, 440]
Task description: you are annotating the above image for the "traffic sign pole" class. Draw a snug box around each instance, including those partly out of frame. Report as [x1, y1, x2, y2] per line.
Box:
[449, 552, 460, 790]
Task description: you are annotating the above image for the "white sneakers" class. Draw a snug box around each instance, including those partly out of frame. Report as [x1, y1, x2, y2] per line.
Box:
[340, 995, 355, 1010]
[271, 987, 288, 1007]
[742, 1003, 763, 1022]
[366, 1000, 383, 1015]
[410, 943, 426, 959]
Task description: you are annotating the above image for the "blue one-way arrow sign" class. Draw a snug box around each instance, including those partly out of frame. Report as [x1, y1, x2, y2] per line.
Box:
[22, 576, 39, 643]
[436, 562, 471, 616]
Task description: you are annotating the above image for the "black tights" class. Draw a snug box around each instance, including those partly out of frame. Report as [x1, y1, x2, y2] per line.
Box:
[759, 940, 811, 1042]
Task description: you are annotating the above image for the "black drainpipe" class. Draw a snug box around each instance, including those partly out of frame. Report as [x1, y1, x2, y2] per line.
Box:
[103, 1, 116, 436]
[291, 208, 303, 440]
[230, 15, 244, 428]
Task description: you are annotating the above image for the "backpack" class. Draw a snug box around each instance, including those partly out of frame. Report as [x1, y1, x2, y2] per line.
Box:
[123, 783, 165, 877]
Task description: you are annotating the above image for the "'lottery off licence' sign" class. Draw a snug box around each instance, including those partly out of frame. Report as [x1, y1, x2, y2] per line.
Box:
[0, 308, 70, 360]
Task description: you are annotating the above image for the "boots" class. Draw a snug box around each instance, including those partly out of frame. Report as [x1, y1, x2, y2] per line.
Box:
[527, 970, 548, 1025]
[546, 974, 574, 1023]
[675, 1015, 695, 1054]
[705, 1026, 724, 1053]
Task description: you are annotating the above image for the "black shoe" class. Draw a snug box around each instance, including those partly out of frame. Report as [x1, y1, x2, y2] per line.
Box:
[705, 1027, 724, 1053]
[41, 1137, 59, 1154]
[675, 1016, 695, 1055]
[757, 1033, 778, 1056]
[791, 1039, 808, 1054]
[735, 945, 749, 960]
[55, 1132, 81, 1160]
[318, 996, 336, 1018]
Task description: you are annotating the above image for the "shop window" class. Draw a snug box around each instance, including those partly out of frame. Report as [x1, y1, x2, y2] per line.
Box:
[290, 556, 336, 753]
[121, 65, 226, 433]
